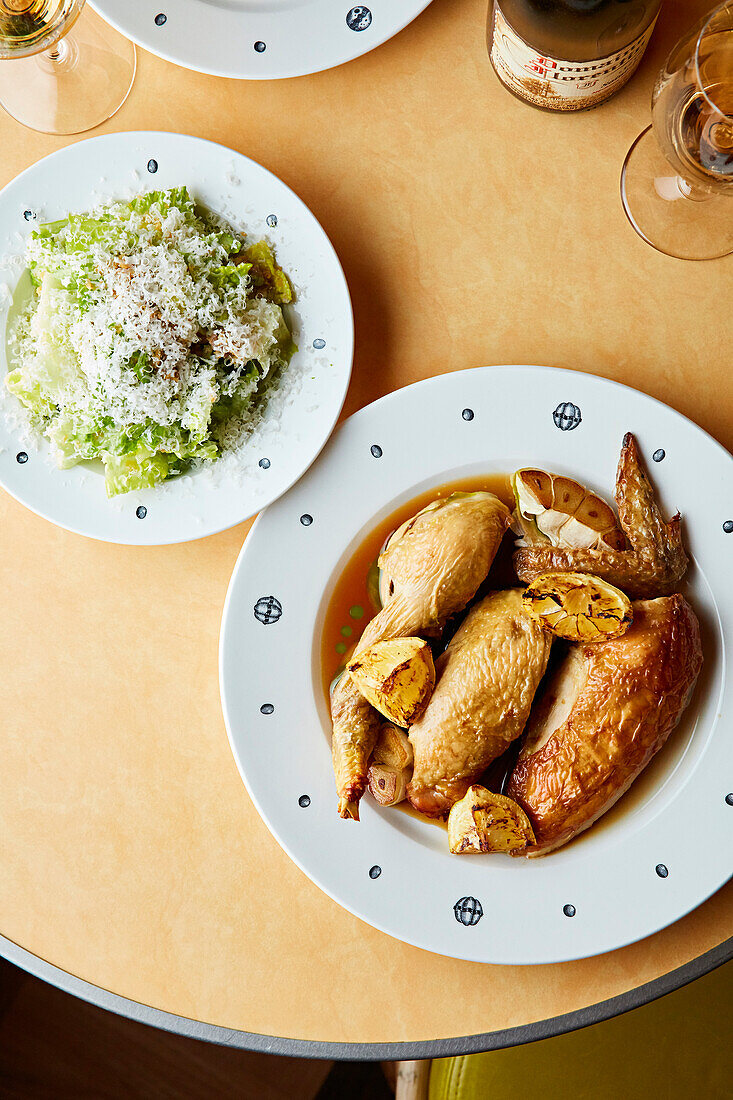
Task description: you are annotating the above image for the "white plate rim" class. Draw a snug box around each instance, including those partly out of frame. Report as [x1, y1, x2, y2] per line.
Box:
[219, 364, 733, 964]
[90, 1, 435, 81]
[0, 131, 354, 545]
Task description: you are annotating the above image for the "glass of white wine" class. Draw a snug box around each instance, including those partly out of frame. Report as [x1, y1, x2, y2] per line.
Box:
[621, 1, 733, 260]
[0, 1, 135, 134]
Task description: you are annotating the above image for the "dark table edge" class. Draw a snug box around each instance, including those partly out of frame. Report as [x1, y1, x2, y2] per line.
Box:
[1, 933, 731, 1060]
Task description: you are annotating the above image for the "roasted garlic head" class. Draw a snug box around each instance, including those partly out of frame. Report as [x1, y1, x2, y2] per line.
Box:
[513, 469, 624, 550]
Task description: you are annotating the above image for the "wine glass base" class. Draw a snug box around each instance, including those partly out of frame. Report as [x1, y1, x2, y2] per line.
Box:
[0, 7, 136, 136]
[621, 126, 733, 260]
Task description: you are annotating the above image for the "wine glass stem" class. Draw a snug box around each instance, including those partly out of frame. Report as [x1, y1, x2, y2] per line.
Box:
[38, 35, 78, 74]
[676, 178, 714, 202]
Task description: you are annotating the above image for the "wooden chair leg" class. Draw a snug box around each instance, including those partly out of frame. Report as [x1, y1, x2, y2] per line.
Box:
[395, 1059, 431, 1100]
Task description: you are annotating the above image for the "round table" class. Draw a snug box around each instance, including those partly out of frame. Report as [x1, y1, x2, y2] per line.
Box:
[1, 0, 731, 1059]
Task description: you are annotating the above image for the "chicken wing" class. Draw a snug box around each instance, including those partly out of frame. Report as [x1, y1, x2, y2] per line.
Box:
[514, 433, 687, 598]
[407, 589, 553, 819]
[507, 594, 702, 855]
[331, 492, 510, 820]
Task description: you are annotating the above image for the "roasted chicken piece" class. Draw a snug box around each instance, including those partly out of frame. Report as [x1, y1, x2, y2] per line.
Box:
[514, 433, 688, 598]
[507, 594, 702, 856]
[331, 492, 511, 820]
[407, 589, 553, 819]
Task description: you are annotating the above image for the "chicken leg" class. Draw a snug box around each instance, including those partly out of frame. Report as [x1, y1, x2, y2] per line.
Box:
[331, 492, 510, 819]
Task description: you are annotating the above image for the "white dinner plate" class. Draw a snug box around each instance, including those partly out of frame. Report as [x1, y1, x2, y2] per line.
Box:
[0, 131, 353, 545]
[220, 365, 733, 964]
[90, 1, 434, 80]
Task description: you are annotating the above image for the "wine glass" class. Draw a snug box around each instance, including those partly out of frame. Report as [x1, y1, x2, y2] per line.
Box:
[621, 2, 733, 260]
[0, 1, 135, 135]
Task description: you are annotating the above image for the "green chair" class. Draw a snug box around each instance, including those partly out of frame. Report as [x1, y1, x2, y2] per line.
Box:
[427, 959, 731, 1100]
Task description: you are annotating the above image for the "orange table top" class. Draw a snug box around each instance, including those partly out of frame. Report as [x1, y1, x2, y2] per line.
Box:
[0, 0, 730, 1050]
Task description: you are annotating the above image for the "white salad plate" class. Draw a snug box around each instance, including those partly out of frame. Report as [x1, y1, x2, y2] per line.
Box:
[90, 1, 434, 80]
[0, 131, 353, 545]
[220, 365, 733, 964]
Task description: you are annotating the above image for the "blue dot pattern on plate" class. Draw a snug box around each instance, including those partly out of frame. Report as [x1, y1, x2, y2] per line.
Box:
[346, 6, 372, 31]
[136, 505, 147, 519]
[553, 402, 582, 431]
[563, 903, 576, 917]
[266, 214, 278, 227]
[462, 408, 474, 421]
[23, 210, 34, 222]
[16, 452, 28, 464]
[154, 13, 167, 26]
[254, 41, 266, 53]
[454, 897, 483, 926]
[725, 793, 733, 806]
[655, 864, 669, 878]
[254, 596, 282, 625]
[369, 865, 382, 880]
[370, 444, 383, 458]
[313, 338, 326, 350]
[652, 449, 665, 462]
[723, 520, 733, 533]
[260, 703, 274, 715]
[147, 159, 158, 174]
[298, 794, 311, 808]
[300, 514, 313, 526]
[259, 457, 271, 469]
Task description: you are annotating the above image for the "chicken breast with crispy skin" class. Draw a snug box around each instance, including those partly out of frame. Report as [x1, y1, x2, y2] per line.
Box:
[332, 492, 510, 820]
[407, 589, 553, 819]
[514, 433, 687, 598]
[507, 594, 702, 856]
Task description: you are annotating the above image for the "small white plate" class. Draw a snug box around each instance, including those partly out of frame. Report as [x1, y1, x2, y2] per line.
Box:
[90, 1, 434, 80]
[0, 132, 353, 545]
[220, 365, 733, 964]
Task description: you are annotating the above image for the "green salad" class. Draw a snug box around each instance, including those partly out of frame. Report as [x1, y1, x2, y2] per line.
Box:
[5, 186, 295, 496]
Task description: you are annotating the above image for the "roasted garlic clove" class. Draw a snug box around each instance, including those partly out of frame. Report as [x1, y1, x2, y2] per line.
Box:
[513, 469, 624, 551]
[373, 722, 414, 770]
[347, 638, 435, 727]
[448, 785, 535, 855]
[368, 764, 408, 806]
[367, 724, 413, 806]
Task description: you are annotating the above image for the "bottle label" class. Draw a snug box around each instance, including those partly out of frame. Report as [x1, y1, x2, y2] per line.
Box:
[490, 5, 658, 110]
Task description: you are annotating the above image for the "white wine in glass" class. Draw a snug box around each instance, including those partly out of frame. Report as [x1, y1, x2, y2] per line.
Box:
[621, 2, 733, 260]
[0, 0, 136, 134]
